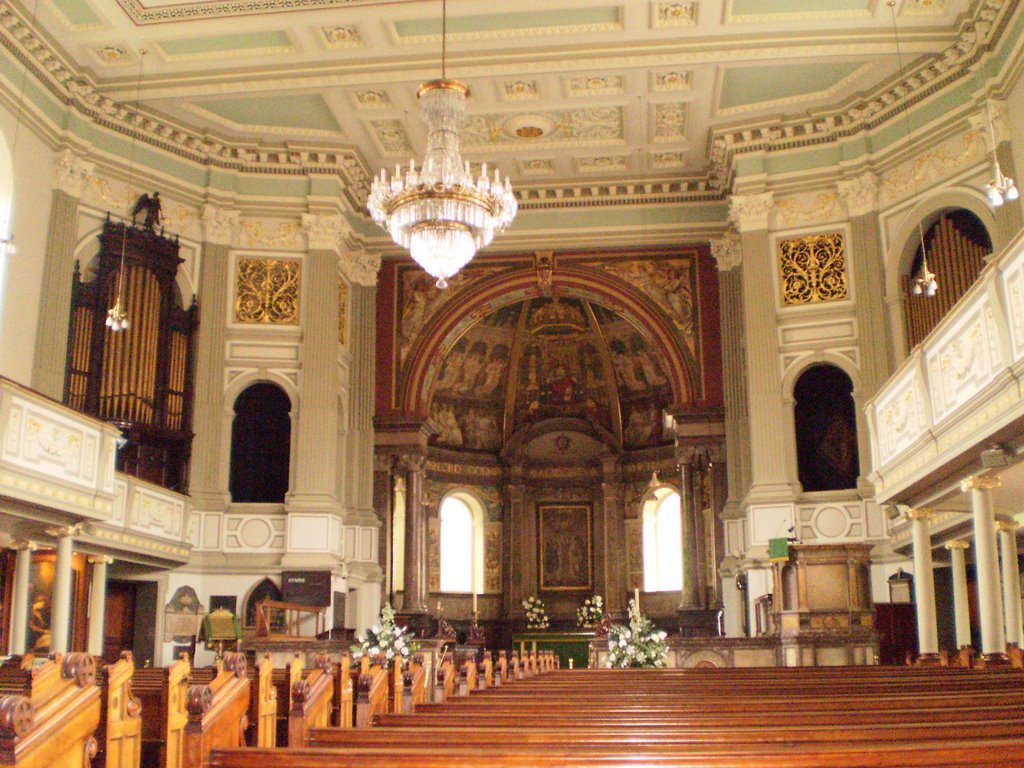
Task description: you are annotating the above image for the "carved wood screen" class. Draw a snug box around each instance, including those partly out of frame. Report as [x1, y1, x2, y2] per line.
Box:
[902, 211, 992, 349]
[64, 218, 197, 492]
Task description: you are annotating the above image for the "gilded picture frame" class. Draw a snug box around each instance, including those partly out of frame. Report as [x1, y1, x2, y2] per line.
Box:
[538, 503, 592, 591]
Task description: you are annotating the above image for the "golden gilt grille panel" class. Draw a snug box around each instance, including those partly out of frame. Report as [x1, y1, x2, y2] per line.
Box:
[777, 232, 848, 306]
[235, 258, 301, 324]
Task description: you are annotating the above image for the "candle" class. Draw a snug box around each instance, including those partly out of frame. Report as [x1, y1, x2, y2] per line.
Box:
[472, 592, 478, 613]
[634, 587, 640, 610]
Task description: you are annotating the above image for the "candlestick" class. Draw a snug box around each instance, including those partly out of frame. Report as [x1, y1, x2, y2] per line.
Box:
[634, 587, 640, 610]
[472, 591, 478, 613]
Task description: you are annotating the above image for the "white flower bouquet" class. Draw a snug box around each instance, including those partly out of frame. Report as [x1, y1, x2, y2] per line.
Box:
[576, 594, 604, 627]
[605, 598, 668, 668]
[351, 602, 416, 669]
[522, 596, 550, 629]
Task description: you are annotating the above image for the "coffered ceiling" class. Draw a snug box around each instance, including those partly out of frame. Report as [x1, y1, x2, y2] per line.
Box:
[23, 0, 981, 191]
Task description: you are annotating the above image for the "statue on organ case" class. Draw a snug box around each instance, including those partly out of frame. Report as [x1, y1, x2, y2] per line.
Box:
[131, 191, 162, 231]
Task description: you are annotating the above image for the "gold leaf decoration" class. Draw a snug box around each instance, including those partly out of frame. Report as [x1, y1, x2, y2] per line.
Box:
[338, 279, 348, 345]
[235, 258, 301, 324]
[778, 232, 848, 306]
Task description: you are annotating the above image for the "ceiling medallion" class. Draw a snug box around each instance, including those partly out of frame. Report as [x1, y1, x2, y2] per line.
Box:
[366, 0, 516, 289]
[504, 114, 557, 141]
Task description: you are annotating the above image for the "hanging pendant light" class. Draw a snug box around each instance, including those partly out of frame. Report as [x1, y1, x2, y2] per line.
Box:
[366, 0, 517, 289]
[888, 0, 938, 299]
[982, 100, 1018, 207]
[106, 49, 147, 332]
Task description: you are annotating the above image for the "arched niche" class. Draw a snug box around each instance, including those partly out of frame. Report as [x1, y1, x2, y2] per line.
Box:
[792, 364, 859, 492]
[229, 381, 293, 503]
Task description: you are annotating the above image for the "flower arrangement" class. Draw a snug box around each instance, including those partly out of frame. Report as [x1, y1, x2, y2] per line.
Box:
[351, 602, 416, 668]
[576, 595, 604, 627]
[522, 596, 550, 629]
[605, 598, 668, 668]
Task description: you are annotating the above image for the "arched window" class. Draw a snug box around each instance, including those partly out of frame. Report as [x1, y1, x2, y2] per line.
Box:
[439, 496, 474, 592]
[643, 488, 682, 592]
[793, 364, 859, 492]
[244, 578, 282, 628]
[229, 382, 291, 503]
[903, 209, 992, 347]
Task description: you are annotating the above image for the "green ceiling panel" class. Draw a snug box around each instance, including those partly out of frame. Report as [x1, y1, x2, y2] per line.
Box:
[194, 94, 341, 133]
[720, 62, 864, 110]
[731, 0, 867, 15]
[159, 30, 291, 57]
[395, 7, 619, 38]
[51, 0, 101, 26]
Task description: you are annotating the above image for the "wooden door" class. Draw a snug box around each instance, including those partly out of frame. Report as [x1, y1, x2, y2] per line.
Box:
[104, 580, 136, 664]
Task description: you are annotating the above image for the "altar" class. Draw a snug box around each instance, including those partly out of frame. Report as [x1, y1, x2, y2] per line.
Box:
[513, 631, 595, 669]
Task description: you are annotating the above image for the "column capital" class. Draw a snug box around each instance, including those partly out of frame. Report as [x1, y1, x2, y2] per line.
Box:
[54, 148, 95, 198]
[967, 99, 1011, 151]
[301, 213, 349, 252]
[961, 474, 1002, 492]
[44, 524, 81, 538]
[340, 248, 381, 287]
[710, 229, 742, 271]
[200, 205, 239, 246]
[397, 453, 427, 473]
[945, 539, 971, 551]
[728, 192, 774, 233]
[87, 555, 115, 565]
[905, 508, 935, 522]
[996, 520, 1019, 533]
[11, 539, 36, 552]
[836, 172, 879, 217]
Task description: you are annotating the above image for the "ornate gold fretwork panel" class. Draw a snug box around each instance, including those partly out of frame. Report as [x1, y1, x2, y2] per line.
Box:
[235, 258, 300, 324]
[777, 232, 848, 306]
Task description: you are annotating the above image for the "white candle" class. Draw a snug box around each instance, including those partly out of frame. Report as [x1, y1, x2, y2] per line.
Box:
[634, 587, 640, 610]
[472, 592, 478, 613]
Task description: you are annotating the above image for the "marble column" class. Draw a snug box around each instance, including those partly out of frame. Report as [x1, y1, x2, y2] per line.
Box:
[962, 474, 1006, 660]
[600, 457, 625, 616]
[400, 453, 428, 614]
[9, 541, 35, 654]
[288, 214, 344, 512]
[32, 150, 95, 398]
[189, 205, 238, 507]
[710, 232, 751, 512]
[87, 555, 113, 656]
[997, 521, 1023, 647]
[729, 193, 794, 500]
[677, 460, 701, 609]
[48, 526, 77, 654]
[907, 509, 939, 659]
[945, 540, 972, 650]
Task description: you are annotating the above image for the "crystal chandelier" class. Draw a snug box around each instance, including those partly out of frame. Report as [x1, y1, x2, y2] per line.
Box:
[366, 0, 517, 289]
[983, 101, 1019, 207]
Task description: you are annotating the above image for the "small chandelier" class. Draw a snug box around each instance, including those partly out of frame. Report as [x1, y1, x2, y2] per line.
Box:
[910, 228, 937, 297]
[366, 0, 517, 289]
[983, 101, 1019, 207]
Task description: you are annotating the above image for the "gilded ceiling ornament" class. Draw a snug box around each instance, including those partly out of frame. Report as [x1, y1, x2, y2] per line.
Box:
[234, 258, 300, 325]
[777, 232, 848, 306]
[655, 2, 698, 27]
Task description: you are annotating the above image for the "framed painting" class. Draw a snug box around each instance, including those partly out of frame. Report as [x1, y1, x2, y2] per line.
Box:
[538, 503, 592, 591]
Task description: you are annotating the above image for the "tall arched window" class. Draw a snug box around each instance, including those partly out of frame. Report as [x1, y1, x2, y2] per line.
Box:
[439, 496, 474, 592]
[793, 364, 859, 492]
[229, 382, 291, 503]
[643, 488, 682, 592]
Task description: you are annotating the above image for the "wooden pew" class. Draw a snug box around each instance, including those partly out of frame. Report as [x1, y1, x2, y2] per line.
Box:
[133, 653, 190, 768]
[288, 655, 333, 747]
[329, 655, 353, 728]
[0, 652, 101, 768]
[354, 659, 389, 728]
[95, 652, 142, 768]
[244, 655, 275, 748]
[182, 653, 250, 768]
[268, 655, 303, 745]
[432, 654, 454, 704]
[399, 655, 426, 713]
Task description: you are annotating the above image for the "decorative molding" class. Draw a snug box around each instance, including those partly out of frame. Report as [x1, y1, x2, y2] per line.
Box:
[54, 149, 94, 198]
[340, 248, 380, 287]
[710, 229, 741, 271]
[728, 192, 773, 232]
[960, 474, 1001, 492]
[353, 90, 390, 109]
[502, 80, 539, 101]
[944, 539, 970, 550]
[904, 508, 935, 521]
[338, 279, 348, 345]
[774, 192, 842, 227]
[653, 2, 698, 27]
[567, 75, 624, 97]
[200, 205, 239, 246]
[320, 24, 363, 49]
[301, 213, 348, 252]
[836, 173, 879, 218]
